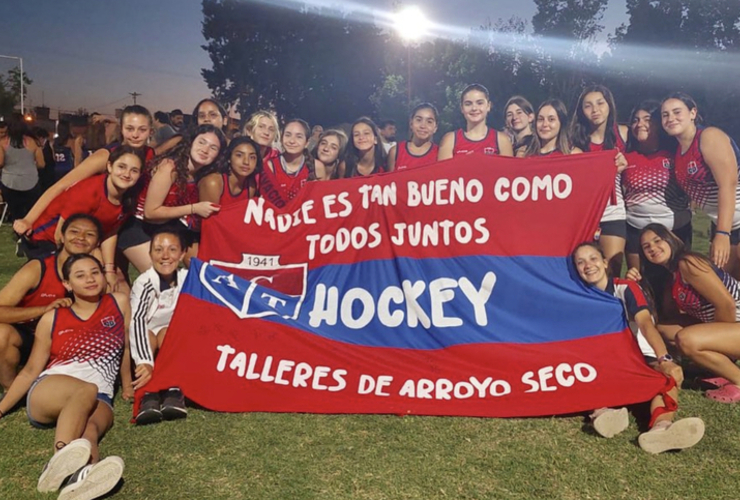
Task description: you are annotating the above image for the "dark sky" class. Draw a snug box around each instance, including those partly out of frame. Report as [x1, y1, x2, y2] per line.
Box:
[0, 0, 627, 117]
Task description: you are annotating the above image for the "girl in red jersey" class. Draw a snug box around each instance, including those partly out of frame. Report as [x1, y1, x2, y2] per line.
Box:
[661, 92, 740, 277]
[437, 83, 514, 160]
[632, 224, 740, 403]
[144, 125, 226, 262]
[572, 242, 704, 453]
[388, 103, 439, 172]
[259, 119, 315, 207]
[199, 136, 262, 207]
[25, 146, 145, 268]
[0, 254, 131, 498]
[342, 117, 387, 178]
[504, 95, 536, 156]
[14, 105, 154, 238]
[312, 129, 347, 180]
[570, 85, 630, 277]
[623, 100, 692, 271]
[242, 110, 281, 164]
[520, 99, 582, 158]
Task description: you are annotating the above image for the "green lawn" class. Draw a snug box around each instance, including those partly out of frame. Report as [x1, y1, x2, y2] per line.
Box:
[1, 219, 740, 500]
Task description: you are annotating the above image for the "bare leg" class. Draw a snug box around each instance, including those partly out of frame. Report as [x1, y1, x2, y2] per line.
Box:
[626, 252, 640, 273]
[0, 324, 23, 390]
[28, 375, 98, 452]
[676, 323, 740, 385]
[123, 242, 152, 273]
[599, 235, 625, 278]
[81, 402, 114, 463]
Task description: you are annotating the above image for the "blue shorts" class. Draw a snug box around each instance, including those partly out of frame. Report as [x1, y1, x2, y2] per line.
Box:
[26, 375, 113, 429]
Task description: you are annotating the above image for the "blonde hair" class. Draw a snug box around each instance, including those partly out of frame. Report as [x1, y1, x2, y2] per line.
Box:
[242, 110, 281, 146]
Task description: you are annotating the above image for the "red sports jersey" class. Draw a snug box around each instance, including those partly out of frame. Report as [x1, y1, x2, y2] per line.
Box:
[259, 157, 309, 208]
[262, 147, 280, 163]
[219, 173, 249, 207]
[19, 254, 66, 310]
[136, 174, 200, 230]
[622, 150, 690, 229]
[46, 294, 124, 397]
[588, 124, 626, 152]
[452, 128, 499, 157]
[31, 175, 128, 243]
[674, 127, 740, 228]
[395, 142, 439, 171]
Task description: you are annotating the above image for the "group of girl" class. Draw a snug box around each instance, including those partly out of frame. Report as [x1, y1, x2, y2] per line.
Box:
[1, 82, 739, 496]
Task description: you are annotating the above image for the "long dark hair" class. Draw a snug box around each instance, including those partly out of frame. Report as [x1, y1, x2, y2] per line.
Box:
[108, 145, 147, 214]
[344, 117, 386, 178]
[569, 84, 619, 152]
[625, 100, 675, 153]
[281, 118, 316, 181]
[524, 99, 572, 157]
[150, 124, 226, 203]
[310, 129, 347, 176]
[8, 120, 34, 149]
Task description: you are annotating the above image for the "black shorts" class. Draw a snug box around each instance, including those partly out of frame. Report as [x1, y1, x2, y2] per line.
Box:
[11, 322, 36, 364]
[17, 237, 57, 260]
[626, 222, 693, 254]
[596, 220, 627, 240]
[710, 223, 740, 246]
[118, 217, 198, 251]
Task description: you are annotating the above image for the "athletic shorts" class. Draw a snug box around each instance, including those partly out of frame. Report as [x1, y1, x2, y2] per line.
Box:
[12, 321, 36, 364]
[596, 220, 627, 240]
[17, 237, 56, 261]
[710, 223, 740, 246]
[118, 217, 197, 250]
[626, 222, 693, 254]
[26, 375, 113, 429]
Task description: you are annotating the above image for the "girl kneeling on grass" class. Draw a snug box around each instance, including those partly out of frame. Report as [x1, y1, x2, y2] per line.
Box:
[0, 254, 132, 499]
[631, 223, 740, 403]
[572, 242, 704, 453]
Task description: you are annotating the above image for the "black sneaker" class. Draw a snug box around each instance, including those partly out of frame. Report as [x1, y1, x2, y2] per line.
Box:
[58, 456, 124, 500]
[160, 387, 187, 420]
[135, 392, 162, 425]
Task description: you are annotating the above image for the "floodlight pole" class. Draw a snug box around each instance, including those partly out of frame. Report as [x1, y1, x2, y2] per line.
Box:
[0, 54, 24, 115]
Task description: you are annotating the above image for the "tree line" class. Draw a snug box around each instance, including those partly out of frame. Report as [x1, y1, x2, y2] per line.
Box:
[201, 0, 740, 138]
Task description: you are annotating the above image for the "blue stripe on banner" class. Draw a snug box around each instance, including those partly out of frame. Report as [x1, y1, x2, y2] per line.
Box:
[185, 257, 627, 349]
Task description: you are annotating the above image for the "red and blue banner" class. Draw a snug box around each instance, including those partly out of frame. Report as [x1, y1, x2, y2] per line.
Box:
[139, 152, 668, 418]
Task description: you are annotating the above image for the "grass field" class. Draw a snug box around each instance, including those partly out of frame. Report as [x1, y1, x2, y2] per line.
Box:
[1, 219, 740, 500]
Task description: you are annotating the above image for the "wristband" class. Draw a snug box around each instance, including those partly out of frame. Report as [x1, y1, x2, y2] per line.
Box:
[716, 230, 731, 237]
[657, 354, 674, 363]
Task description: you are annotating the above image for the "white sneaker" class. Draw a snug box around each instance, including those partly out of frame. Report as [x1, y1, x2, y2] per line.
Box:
[638, 417, 705, 454]
[37, 438, 92, 493]
[592, 407, 629, 438]
[57, 456, 124, 500]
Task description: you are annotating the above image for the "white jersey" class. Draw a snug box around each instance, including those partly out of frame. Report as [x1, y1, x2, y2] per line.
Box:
[129, 267, 187, 367]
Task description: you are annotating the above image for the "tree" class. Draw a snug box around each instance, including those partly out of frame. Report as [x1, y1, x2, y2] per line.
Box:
[201, 0, 386, 127]
[606, 0, 740, 136]
[0, 67, 32, 118]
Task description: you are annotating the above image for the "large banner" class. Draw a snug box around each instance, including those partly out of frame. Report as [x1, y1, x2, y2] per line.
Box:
[138, 152, 667, 418]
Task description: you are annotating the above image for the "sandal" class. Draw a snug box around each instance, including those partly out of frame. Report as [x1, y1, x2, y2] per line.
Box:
[700, 377, 730, 389]
[706, 383, 740, 403]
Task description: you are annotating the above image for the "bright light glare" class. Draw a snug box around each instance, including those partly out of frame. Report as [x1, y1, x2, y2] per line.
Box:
[395, 6, 429, 41]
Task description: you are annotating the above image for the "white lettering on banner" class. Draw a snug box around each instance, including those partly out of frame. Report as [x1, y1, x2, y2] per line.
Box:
[521, 363, 598, 392]
[244, 197, 318, 231]
[407, 178, 483, 207]
[321, 192, 353, 218]
[215, 344, 348, 392]
[358, 182, 397, 208]
[398, 376, 511, 399]
[390, 218, 489, 247]
[306, 223, 383, 260]
[493, 174, 573, 202]
[308, 272, 497, 329]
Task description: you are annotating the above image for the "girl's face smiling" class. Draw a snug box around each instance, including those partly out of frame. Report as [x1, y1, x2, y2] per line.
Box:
[107, 153, 142, 191]
[461, 90, 491, 125]
[640, 230, 672, 266]
[352, 123, 376, 152]
[661, 98, 696, 137]
[251, 116, 277, 147]
[65, 259, 106, 297]
[573, 245, 609, 289]
[536, 105, 561, 143]
[121, 114, 151, 148]
[197, 101, 224, 129]
[190, 132, 221, 167]
[505, 104, 533, 133]
[631, 109, 655, 143]
[317, 135, 341, 164]
[410, 108, 438, 142]
[281, 122, 308, 155]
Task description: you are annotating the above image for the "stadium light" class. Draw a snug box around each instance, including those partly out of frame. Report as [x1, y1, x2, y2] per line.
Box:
[395, 6, 429, 41]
